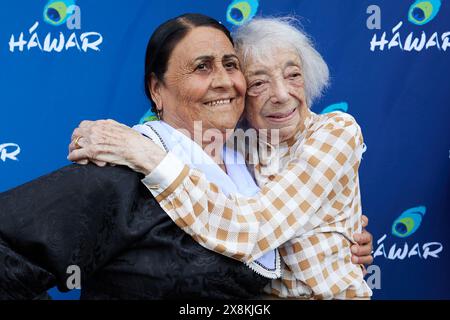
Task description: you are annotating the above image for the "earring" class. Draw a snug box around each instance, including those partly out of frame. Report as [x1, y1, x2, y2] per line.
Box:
[157, 108, 163, 120]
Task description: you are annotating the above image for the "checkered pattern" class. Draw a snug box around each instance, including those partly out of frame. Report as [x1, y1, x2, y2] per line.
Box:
[143, 111, 372, 299]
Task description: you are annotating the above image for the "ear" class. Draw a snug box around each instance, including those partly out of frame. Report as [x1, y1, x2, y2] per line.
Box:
[149, 73, 164, 111]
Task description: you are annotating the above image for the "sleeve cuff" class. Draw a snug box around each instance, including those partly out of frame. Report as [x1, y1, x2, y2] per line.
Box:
[141, 151, 190, 201]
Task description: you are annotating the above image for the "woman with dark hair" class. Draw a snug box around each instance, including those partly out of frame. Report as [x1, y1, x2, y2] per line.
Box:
[0, 14, 372, 300]
[0, 13, 268, 300]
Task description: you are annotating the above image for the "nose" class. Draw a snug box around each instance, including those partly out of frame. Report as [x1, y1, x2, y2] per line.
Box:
[269, 78, 290, 105]
[211, 66, 233, 89]
[46, 8, 61, 22]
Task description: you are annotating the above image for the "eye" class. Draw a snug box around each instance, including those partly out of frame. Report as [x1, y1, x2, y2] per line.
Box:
[194, 60, 213, 72]
[196, 63, 209, 71]
[224, 61, 239, 70]
[44, 0, 72, 26]
[288, 72, 302, 79]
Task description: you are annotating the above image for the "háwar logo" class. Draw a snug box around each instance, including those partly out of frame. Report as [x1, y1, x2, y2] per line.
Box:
[392, 205, 426, 238]
[366, 1, 450, 52]
[374, 206, 444, 260]
[0, 143, 21, 162]
[8, 0, 103, 53]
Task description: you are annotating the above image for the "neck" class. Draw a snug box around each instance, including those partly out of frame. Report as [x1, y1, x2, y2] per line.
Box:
[281, 107, 311, 145]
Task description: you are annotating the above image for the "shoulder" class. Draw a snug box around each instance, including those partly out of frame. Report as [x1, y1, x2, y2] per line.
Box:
[315, 111, 361, 135]
[293, 111, 364, 159]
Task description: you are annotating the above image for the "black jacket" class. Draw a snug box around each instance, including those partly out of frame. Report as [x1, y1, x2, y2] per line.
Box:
[0, 164, 268, 300]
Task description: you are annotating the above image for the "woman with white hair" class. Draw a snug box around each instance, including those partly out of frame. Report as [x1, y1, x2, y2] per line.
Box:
[66, 16, 373, 299]
[128, 17, 373, 299]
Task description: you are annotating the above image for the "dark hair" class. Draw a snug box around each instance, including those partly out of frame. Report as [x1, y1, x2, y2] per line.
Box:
[144, 13, 234, 113]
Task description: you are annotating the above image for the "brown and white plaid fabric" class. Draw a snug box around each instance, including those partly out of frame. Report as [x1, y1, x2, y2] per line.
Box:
[142, 111, 372, 299]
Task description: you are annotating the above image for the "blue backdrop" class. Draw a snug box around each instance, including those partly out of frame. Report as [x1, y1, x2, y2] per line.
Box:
[1, 0, 449, 300]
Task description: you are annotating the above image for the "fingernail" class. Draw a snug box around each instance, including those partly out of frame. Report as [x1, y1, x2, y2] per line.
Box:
[351, 246, 358, 254]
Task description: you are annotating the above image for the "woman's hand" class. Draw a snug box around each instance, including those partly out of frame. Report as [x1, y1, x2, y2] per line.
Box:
[68, 119, 166, 175]
[351, 215, 374, 274]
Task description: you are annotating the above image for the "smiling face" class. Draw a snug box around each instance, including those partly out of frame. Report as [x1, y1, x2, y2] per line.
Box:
[154, 26, 246, 139]
[243, 47, 309, 142]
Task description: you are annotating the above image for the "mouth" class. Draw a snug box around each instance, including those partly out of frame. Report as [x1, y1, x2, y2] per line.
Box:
[204, 98, 235, 107]
[265, 108, 297, 122]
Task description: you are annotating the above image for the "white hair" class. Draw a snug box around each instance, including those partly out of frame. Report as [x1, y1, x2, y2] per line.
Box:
[233, 16, 330, 107]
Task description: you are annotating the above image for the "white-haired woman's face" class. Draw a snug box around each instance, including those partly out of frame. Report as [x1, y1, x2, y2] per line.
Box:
[243, 48, 309, 142]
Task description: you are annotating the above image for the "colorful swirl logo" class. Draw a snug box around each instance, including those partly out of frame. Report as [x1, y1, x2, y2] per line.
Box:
[0, 143, 20, 162]
[226, 0, 259, 26]
[392, 206, 426, 238]
[408, 0, 442, 25]
[139, 109, 158, 124]
[320, 102, 349, 114]
[43, 0, 76, 26]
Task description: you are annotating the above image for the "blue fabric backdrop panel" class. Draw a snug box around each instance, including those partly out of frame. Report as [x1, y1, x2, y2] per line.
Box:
[0, 0, 449, 300]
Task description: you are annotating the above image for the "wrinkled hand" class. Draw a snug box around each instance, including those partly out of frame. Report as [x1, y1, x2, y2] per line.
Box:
[351, 215, 373, 274]
[68, 119, 166, 175]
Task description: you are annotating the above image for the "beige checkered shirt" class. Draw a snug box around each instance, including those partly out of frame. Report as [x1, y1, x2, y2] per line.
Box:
[142, 111, 372, 299]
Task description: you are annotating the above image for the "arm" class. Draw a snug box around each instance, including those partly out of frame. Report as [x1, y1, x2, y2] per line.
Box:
[0, 164, 153, 299]
[143, 114, 365, 262]
[69, 119, 373, 264]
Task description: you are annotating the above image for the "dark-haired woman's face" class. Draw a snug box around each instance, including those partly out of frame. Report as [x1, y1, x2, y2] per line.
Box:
[157, 26, 246, 139]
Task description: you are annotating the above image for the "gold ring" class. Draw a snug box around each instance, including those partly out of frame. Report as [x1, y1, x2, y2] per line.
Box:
[74, 136, 82, 149]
